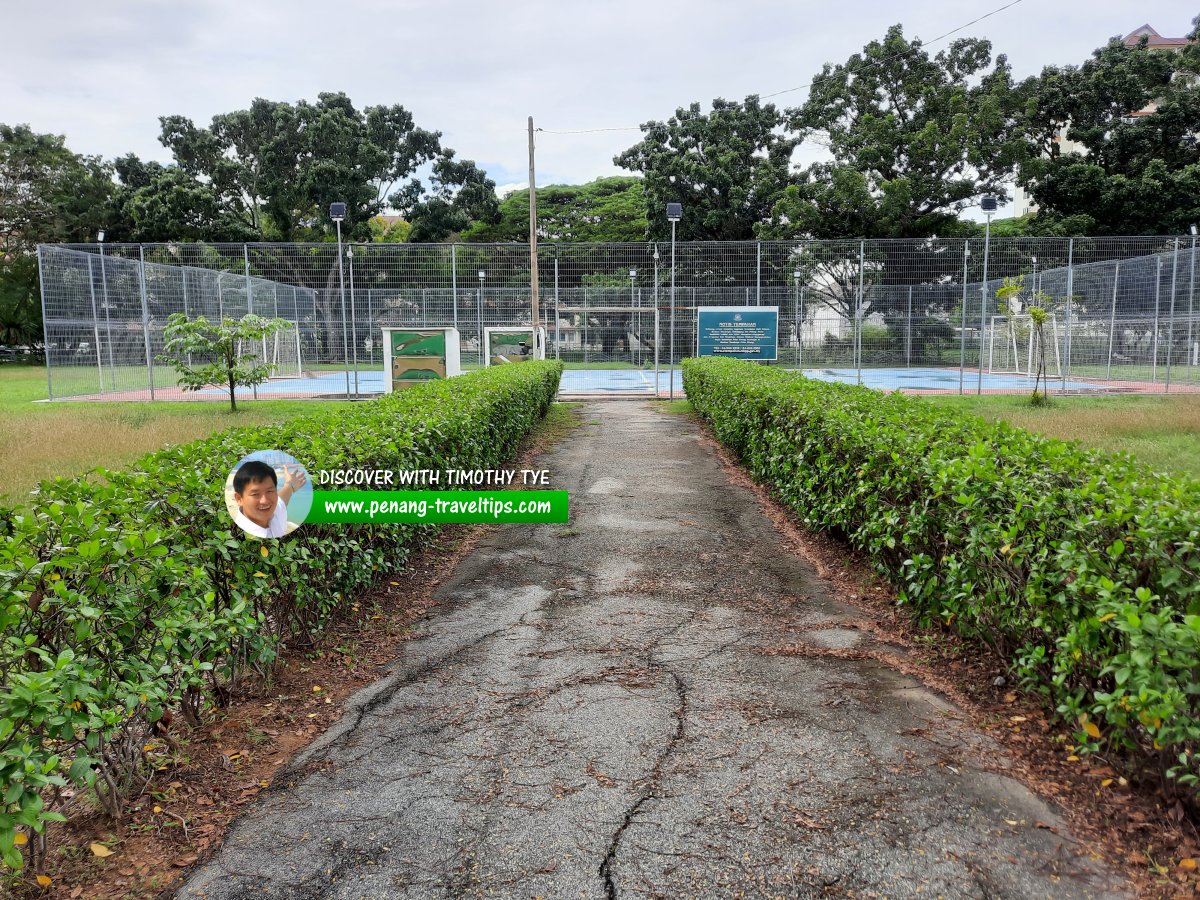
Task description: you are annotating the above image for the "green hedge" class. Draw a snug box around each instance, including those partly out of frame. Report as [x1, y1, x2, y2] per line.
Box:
[684, 358, 1200, 794]
[0, 361, 562, 869]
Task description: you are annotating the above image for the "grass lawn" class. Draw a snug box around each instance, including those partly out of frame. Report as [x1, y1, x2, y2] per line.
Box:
[925, 393, 1200, 479]
[0, 364, 351, 508]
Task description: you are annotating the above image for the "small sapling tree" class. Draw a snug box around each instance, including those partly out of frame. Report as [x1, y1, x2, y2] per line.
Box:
[996, 276, 1053, 407]
[158, 313, 287, 411]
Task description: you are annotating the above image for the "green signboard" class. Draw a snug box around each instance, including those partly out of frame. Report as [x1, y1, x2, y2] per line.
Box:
[696, 306, 779, 360]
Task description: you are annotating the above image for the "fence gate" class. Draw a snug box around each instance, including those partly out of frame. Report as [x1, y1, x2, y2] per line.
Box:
[551, 306, 661, 396]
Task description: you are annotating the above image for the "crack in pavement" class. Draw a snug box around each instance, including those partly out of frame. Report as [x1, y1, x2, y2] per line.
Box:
[178, 402, 1132, 900]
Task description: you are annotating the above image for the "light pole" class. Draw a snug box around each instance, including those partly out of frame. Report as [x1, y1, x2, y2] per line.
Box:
[629, 268, 638, 365]
[978, 195, 997, 394]
[1030, 255, 1038, 301]
[793, 269, 802, 369]
[346, 247, 359, 396]
[667, 203, 682, 399]
[330, 202, 350, 398]
[478, 270, 485, 365]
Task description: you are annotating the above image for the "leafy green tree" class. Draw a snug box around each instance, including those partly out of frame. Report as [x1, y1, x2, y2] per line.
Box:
[766, 25, 1024, 240]
[464, 177, 648, 242]
[614, 96, 797, 240]
[0, 124, 112, 350]
[157, 313, 287, 412]
[158, 93, 445, 241]
[1018, 23, 1200, 234]
[105, 155, 259, 243]
[396, 155, 500, 242]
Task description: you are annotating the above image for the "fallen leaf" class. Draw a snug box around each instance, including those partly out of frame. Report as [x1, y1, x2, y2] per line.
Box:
[312, 685, 322, 693]
[1004, 818, 1019, 826]
[90, 842, 114, 858]
[172, 853, 199, 867]
[1004, 692, 1017, 703]
[260, 545, 269, 558]
[36, 875, 52, 886]
[70, 887, 83, 898]
[1101, 778, 1114, 787]
[1010, 716, 1027, 723]
[13, 833, 27, 846]
[1083, 720, 1101, 739]
[1067, 755, 1080, 762]
[1180, 858, 1197, 870]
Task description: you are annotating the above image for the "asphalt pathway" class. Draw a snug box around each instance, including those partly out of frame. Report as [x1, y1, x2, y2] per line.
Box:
[179, 401, 1129, 899]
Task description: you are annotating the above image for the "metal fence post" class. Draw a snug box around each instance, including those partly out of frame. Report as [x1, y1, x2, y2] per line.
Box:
[98, 243, 115, 380]
[1061, 237, 1074, 392]
[1153, 256, 1162, 384]
[37, 246, 53, 401]
[451, 244, 459, 330]
[137, 246, 156, 400]
[86, 256, 105, 393]
[959, 241, 970, 395]
[554, 248, 560, 360]
[1106, 262, 1119, 383]
[856, 240, 865, 384]
[1189, 235, 1198, 379]
[1166, 238, 1181, 392]
[906, 285, 913, 367]
[756, 241, 762, 306]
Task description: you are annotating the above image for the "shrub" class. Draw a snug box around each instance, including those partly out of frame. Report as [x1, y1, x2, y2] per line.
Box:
[0, 361, 562, 870]
[684, 357, 1200, 798]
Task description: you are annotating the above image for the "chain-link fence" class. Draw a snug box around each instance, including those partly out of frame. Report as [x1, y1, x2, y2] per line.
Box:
[38, 236, 1200, 399]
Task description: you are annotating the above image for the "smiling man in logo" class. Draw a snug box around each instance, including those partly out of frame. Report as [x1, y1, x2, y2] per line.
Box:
[232, 460, 308, 538]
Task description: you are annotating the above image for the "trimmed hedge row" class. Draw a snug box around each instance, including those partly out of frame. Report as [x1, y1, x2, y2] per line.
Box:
[683, 358, 1200, 795]
[0, 361, 563, 869]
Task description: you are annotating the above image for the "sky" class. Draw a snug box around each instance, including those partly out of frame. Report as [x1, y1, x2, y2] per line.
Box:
[3, 0, 1194, 199]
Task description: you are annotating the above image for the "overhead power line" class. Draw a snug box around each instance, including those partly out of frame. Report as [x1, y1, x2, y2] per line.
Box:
[536, 0, 1026, 136]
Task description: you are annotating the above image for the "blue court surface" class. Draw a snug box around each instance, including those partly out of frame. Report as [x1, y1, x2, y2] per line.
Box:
[198, 365, 1105, 399]
[799, 367, 1105, 392]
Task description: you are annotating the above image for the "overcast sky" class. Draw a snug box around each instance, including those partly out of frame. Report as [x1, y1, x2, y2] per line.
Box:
[3, 0, 1194, 196]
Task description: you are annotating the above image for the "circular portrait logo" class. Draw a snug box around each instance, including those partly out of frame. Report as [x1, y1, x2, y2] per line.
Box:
[224, 450, 312, 540]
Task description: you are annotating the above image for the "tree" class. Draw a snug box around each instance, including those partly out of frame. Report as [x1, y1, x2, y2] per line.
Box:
[158, 93, 445, 241]
[767, 25, 1025, 240]
[1018, 24, 1200, 234]
[105, 155, 259, 243]
[614, 96, 797, 241]
[396, 155, 500, 242]
[463, 177, 648, 242]
[0, 124, 112, 350]
[157, 313, 287, 412]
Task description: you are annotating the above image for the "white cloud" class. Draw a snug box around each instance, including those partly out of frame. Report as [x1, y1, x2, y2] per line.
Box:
[3, 0, 1192, 187]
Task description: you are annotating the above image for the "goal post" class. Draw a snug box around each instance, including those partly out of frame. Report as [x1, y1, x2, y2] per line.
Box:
[986, 313, 1061, 379]
[237, 321, 303, 379]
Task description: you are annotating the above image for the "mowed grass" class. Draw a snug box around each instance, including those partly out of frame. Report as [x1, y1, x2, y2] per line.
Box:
[0, 365, 350, 508]
[925, 393, 1200, 479]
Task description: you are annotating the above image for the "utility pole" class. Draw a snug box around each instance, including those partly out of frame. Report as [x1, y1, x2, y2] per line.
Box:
[528, 117, 540, 351]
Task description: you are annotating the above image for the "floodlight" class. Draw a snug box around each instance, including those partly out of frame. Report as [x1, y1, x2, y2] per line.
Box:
[629, 269, 637, 278]
[96, 230, 105, 242]
[793, 270, 801, 280]
[478, 270, 486, 281]
[329, 202, 347, 221]
[666, 203, 682, 222]
[980, 196, 998, 213]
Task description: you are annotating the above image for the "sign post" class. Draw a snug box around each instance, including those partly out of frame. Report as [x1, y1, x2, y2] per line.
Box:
[696, 306, 779, 361]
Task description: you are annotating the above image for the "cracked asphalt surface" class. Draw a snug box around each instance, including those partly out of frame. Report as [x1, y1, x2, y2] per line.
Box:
[178, 401, 1130, 899]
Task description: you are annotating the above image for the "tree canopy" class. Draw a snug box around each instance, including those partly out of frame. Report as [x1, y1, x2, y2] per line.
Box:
[1017, 21, 1200, 234]
[464, 177, 648, 243]
[613, 97, 797, 241]
[763, 26, 1025, 240]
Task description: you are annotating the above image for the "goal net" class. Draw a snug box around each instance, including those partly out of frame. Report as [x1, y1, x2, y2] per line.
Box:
[986, 314, 1061, 379]
[238, 324, 303, 379]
